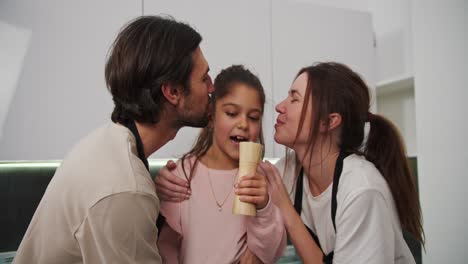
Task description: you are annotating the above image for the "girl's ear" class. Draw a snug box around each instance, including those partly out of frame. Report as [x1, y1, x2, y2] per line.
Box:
[161, 83, 182, 105]
[319, 113, 342, 132]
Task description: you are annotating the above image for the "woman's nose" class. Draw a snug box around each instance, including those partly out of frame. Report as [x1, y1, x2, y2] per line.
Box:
[275, 99, 286, 113]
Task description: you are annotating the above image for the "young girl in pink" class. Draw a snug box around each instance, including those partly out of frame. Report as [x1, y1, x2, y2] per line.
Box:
[157, 65, 286, 264]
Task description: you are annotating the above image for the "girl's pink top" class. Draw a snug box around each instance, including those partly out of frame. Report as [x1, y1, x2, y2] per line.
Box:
[157, 157, 286, 264]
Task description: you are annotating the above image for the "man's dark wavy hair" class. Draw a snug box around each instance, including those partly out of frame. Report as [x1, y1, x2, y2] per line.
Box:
[105, 15, 202, 124]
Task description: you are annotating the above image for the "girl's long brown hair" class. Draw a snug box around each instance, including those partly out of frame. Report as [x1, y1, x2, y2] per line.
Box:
[292, 62, 424, 244]
[181, 65, 266, 183]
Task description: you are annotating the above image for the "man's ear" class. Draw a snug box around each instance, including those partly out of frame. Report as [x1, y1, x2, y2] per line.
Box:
[319, 113, 342, 132]
[161, 83, 182, 106]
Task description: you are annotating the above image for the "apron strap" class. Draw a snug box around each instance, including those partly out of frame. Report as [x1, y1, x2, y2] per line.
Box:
[293, 151, 350, 263]
[121, 120, 165, 234]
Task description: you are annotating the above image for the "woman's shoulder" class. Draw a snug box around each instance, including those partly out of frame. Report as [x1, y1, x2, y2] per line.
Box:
[343, 154, 378, 173]
[339, 154, 391, 198]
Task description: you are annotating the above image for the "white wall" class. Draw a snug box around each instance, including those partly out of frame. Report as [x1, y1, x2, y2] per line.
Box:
[0, 0, 375, 160]
[412, 0, 468, 262]
[0, 0, 140, 160]
[0, 22, 30, 140]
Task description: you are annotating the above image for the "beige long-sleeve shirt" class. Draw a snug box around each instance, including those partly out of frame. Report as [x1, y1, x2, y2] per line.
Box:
[14, 122, 162, 264]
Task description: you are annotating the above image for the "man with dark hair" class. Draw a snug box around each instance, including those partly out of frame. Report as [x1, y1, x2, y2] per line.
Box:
[14, 16, 213, 263]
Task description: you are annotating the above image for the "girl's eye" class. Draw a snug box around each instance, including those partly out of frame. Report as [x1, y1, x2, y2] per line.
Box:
[249, 116, 260, 121]
[226, 112, 237, 117]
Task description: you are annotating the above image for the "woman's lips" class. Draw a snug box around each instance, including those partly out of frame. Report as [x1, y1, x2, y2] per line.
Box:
[275, 119, 285, 128]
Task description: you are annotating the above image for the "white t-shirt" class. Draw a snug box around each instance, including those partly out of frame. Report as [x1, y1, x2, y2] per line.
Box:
[14, 122, 162, 264]
[276, 151, 415, 264]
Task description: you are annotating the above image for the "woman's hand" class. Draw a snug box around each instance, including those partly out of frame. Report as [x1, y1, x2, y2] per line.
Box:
[259, 161, 293, 211]
[234, 171, 269, 210]
[239, 248, 264, 264]
[260, 161, 323, 263]
[154, 160, 191, 202]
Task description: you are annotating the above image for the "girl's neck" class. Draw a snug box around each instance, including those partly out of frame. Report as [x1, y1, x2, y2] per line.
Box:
[295, 141, 340, 196]
[201, 146, 238, 170]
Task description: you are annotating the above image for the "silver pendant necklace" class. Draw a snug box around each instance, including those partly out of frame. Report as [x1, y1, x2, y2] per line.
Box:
[207, 166, 237, 212]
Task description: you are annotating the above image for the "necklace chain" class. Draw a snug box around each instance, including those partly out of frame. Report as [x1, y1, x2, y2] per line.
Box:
[206, 167, 237, 212]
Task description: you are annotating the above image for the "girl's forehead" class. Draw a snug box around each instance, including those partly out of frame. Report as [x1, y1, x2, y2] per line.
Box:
[220, 84, 261, 100]
[216, 85, 263, 110]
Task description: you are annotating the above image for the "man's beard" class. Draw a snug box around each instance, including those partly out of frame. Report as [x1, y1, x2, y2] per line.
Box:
[173, 97, 211, 128]
[176, 110, 210, 128]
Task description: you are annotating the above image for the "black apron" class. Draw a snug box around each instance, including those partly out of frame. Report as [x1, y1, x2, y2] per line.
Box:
[122, 120, 165, 234]
[293, 151, 349, 264]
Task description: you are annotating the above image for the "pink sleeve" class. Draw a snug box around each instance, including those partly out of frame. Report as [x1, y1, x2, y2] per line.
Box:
[246, 198, 287, 264]
[157, 200, 182, 263]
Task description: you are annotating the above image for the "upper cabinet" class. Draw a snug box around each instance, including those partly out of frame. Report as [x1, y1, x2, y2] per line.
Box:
[0, 0, 376, 159]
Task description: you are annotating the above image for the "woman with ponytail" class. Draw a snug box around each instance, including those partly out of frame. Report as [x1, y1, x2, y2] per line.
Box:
[259, 62, 424, 263]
